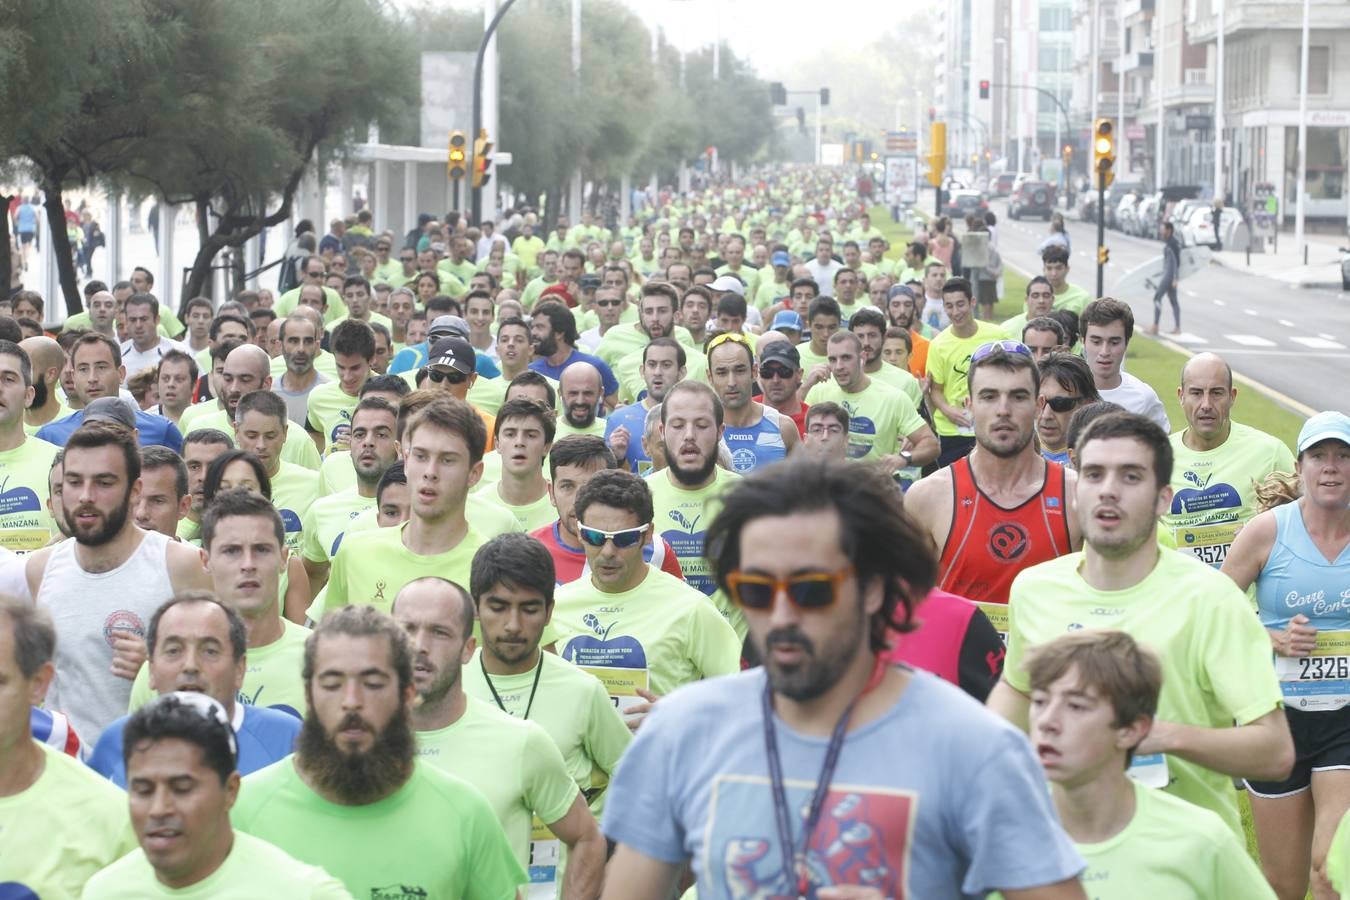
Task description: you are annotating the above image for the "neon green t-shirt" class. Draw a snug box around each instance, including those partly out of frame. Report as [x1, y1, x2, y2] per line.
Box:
[24, 403, 73, 437]
[806, 377, 924, 461]
[595, 324, 695, 369]
[494, 484, 556, 533]
[271, 349, 338, 383]
[301, 488, 375, 563]
[183, 407, 322, 471]
[304, 382, 361, 455]
[271, 461, 320, 554]
[551, 566, 742, 703]
[1005, 549, 1285, 837]
[322, 521, 487, 616]
[417, 697, 579, 867]
[462, 649, 631, 815]
[513, 235, 546, 272]
[868, 362, 924, 410]
[615, 347, 707, 405]
[714, 263, 760, 298]
[796, 343, 829, 373]
[0, 742, 138, 899]
[439, 257, 477, 287]
[275, 286, 346, 324]
[1162, 422, 1296, 568]
[318, 450, 355, 495]
[1000, 311, 1030, 341]
[1065, 780, 1273, 900]
[129, 618, 310, 719]
[554, 417, 606, 440]
[1327, 806, 1350, 898]
[82, 830, 352, 899]
[646, 466, 741, 609]
[1052, 282, 1093, 316]
[925, 321, 1009, 436]
[232, 757, 525, 899]
[0, 436, 59, 552]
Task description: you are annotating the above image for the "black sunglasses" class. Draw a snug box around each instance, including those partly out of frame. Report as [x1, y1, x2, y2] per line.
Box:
[427, 368, 469, 385]
[760, 364, 795, 380]
[1045, 395, 1080, 413]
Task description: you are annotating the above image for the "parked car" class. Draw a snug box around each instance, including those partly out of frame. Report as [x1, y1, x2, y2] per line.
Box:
[1134, 194, 1161, 238]
[993, 173, 1018, 197]
[1116, 194, 1142, 235]
[1102, 180, 1146, 229]
[1340, 246, 1350, 290]
[1008, 181, 1056, 220]
[944, 189, 988, 217]
[1179, 205, 1245, 248]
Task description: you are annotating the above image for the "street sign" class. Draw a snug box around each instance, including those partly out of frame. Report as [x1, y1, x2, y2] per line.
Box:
[885, 131, 918, 154]
[885, 155, 918, 205]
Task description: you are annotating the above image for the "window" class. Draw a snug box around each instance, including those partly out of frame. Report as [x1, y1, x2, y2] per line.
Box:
[1309, 46, 1330, 95]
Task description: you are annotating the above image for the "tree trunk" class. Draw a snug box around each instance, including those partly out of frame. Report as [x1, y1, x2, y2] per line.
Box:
[0, 194, 13, 302]
[194, 197, 215, 301]
[41, 180, 82, 316]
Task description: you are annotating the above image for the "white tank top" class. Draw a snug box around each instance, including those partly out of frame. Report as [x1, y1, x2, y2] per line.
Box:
[38, 530, 175, 742]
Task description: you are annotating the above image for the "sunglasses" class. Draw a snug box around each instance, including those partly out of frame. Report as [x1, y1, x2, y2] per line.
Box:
[400, 255, 415, 262]
[426, 368, 469, 385]
[706, 331, 753, 355]
[577, 523, 647, 549]
[760, 364, 795, 380]
[1045, 395, 1081, 413]
[972, 340, 1032, 362]
[595, 299, 624, 308]
[726, 566, 855, 611]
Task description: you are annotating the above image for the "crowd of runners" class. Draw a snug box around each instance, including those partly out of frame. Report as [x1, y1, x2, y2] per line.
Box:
[1, 165, 1348, 899]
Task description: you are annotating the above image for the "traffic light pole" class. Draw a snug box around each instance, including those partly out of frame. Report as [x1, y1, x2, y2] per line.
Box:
[1096, 166, 1106, 297]
[471, 0, 519, 223]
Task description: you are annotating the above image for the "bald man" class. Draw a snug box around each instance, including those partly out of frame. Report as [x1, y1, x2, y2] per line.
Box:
[557, 361, 605, 438]
[19, 336, 72, 433]
[1160, 351, 1296, 568]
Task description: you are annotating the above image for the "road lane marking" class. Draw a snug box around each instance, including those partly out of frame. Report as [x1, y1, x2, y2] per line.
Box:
[1169, 332, 1209, 344]
[1244, 308, 1259, 316]
[1278, 319, 1295, 328]
[1320, 332, 1338, 340]
[1291, 336, 1347, 350]
[1225, 334, 1277, 346]
[1214, 299, 1226, 306]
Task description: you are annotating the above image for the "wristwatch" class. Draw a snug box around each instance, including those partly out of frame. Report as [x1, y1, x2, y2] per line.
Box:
[899, 450, 913, 464]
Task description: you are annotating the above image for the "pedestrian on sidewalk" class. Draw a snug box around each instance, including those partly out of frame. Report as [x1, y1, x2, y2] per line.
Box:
[1148, 221, 1182, 336]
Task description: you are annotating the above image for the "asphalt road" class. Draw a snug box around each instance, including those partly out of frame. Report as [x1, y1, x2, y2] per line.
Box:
[972, 194, 1350, 415]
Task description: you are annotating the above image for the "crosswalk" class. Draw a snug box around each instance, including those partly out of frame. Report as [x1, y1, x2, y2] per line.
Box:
[1164, 332, 1347, 352]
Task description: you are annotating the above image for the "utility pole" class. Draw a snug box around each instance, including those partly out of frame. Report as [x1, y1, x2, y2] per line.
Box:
[1155, 0, 1165, 191]
[1213, 0, 1225, 203]
[1294, 0, 1310, 253]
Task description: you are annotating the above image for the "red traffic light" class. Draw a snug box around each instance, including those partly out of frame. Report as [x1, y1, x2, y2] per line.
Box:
[979, 79, 990, 99]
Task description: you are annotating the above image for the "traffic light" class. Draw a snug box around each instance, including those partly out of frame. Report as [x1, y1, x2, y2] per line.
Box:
[1098, 246, 1110, 266]
[447, 130, 467, 180]
[927, 121, 946, 187]
[1092, 118, 1115, 190]
[979, 79, 990, 100]
[819, 87, 830, 107]
[471, 128, 494, 189]
[770, 82, 786, 105]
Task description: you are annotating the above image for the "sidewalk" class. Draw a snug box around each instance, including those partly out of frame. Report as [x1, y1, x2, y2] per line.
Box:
[1210, 230, 1347, 291]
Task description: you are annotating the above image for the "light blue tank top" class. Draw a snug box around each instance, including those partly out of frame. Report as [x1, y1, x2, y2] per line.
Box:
[1255, 501, 1350, 631]
[723, 412, 787, 473]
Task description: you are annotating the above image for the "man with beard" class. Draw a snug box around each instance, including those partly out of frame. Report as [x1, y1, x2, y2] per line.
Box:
[394, 576, 606, 898]
[529, 301, 619, 409]
[614, 286, 707, 405]
[19, 335, 73, 433]
[552, 470, 740, 726]
[601, 458, 1086, 899]
[231, 605, 526, 897]
[849, 307, 923, 409]
[0, 340, 60, 552]
[177, 429, 234, 544]
[906, 343, 1080, 611]
[87, 591, 301, 786]
[274, 313, 329, 427]
[991, 413, 1294, 839]
[706, 332, 797, 473]
[556, 362, 606, 439]
[301, 398, 400, 596]
[179, 343, 321, 471]
[25, 421, 210, 741]
[646, 381, 742, 624]
[606, 337, 685, 474]
[884, 284, 930, 379]
[36, 333, 183, 451]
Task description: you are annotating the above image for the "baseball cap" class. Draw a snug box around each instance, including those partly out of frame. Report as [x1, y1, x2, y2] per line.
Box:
[771, 310, 804, 333]
[888, 284, 916, 301]
[771, 250, 791, 267]
[83, 397, 137, 430]
[539, 284, 576, 307]
[759, 341, 801, 369]
[1297, 410, 1350, 454]
[579, 274, 602, 291]
[426, 337, 476, 374]
[428, 315, 469, 341]
[708, 275, 746, 297]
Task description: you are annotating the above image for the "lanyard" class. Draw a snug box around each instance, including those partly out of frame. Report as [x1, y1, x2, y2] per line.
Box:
[762, 657, 887, 898]
[481, 651, 545, 721]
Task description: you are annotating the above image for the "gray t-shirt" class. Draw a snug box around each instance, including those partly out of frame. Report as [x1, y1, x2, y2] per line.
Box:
[604, 668, 1083, 898]
[275, 370, 330, 427]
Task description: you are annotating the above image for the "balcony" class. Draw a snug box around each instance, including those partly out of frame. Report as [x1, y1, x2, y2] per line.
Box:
[1121, 0, 1154, 18]
[1113, 50, 1154, 73]
[1189, 1, 1350, 42]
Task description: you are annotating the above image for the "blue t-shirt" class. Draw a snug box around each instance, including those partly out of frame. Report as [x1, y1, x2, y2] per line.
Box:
[389, 342, 500, 378]
[605, 401, 652, 473]
[530, 349, 619, 398]
[603, 668, 1083, 898]
[87, 704, 301, 788]
[1256, 500, 1350, 633]
[723, 412, 787, 473]
[36, 409, 183, 453]
[15, 203, 38, 232]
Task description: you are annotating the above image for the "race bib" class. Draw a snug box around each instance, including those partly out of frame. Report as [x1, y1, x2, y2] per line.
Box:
[0, 527, 49, 553]
[1127, 752, 1170, 789]
[578, 664, 650, 715]
[976, 601, 1009, 645]
[1174, 520, 1240, 567]
[1275, 631, 1350, 711]
[527, 815, 560, 897]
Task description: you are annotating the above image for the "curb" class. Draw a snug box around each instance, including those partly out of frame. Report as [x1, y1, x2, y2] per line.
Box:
[1208, 255, 1344, 291]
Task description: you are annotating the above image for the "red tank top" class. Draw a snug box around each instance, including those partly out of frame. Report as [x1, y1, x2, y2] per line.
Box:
[936, 456, 1071, 604]
[883, 589, 978, 686]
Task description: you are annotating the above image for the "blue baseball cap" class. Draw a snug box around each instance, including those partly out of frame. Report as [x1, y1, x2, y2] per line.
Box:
[1297, 411, 1350, 454]
[771, 250, 791, 267]
[771, 310, 804, 333]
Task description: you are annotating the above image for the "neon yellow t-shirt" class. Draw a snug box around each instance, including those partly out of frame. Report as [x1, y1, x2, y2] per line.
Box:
[868, 361, 924, 410]
[24, 403, 73, 437]
[595, 323, 697, 369]
[1162, 422, 1296, 568]
[0, 436, 59, 552]
[554, 417, 606, 440]
[0, 742, 138, 899]
[417, 697, 579, 867]
[82, 830, 352, 899]
[805, 377, 924, 461]
[271, 462, 320, 554]
[232, 757, 526, 899]
[495, 484, 557, 533]
[183, 407, 322, 471]
[319, 450, 355, 495]
[1065, 780, 1273, 900]
[551, 566, 741, 702]
[462, 649, 631, 815]
[274, 285, 346, 324]
[1005, 549, 1284, 837]
[796, 343, 829, 373]
[322, 521, 487, 616]
[130, 618, 310, 719]
[925, 321, 1009, 436]
[615, 347, 707, 405]
[1327, 806, 1350, 898]
[304, 382, 361, 455]
[1052, 282, 1093, 316]
[646, 466, 740, 603]
[301, 488, 375, 563]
